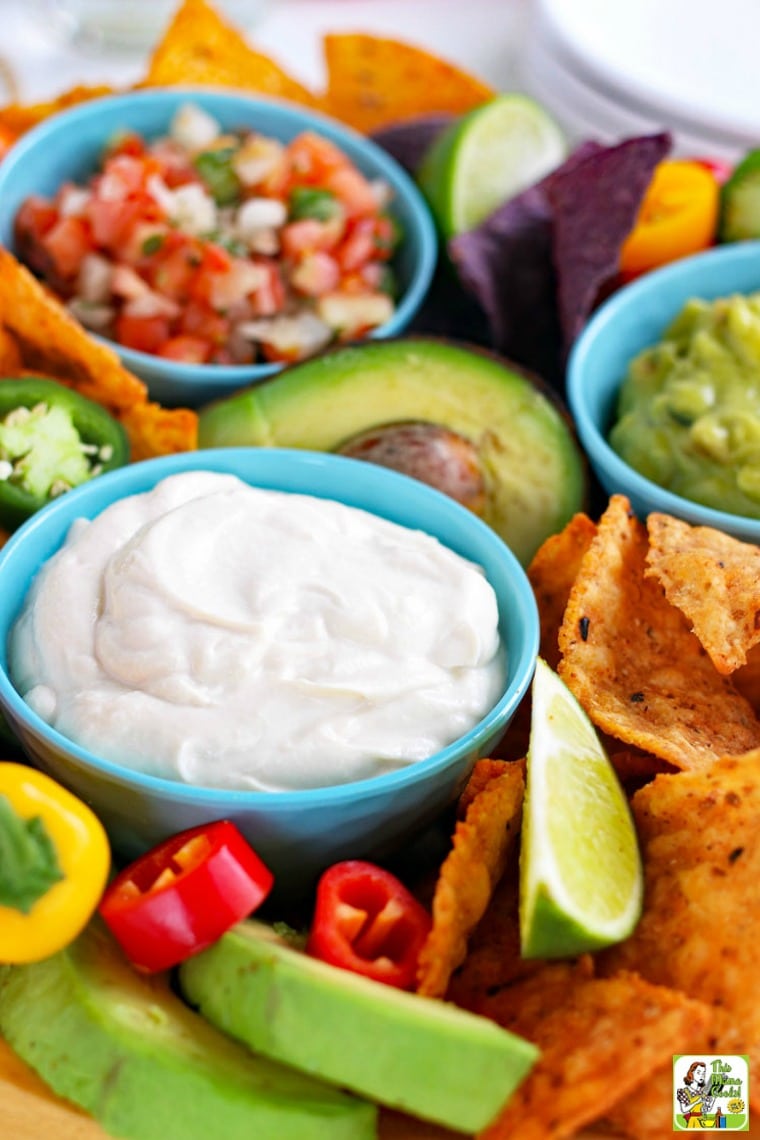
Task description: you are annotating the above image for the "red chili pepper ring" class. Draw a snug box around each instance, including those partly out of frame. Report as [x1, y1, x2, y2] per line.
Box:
[307, 860, 431, 991]
[99, 820, 273, 973]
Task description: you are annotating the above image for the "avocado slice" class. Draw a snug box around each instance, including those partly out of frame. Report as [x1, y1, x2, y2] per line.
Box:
[179, 920, 539, 1133]
[198, 338, 586, 566]
[0, 921, 376, 1140]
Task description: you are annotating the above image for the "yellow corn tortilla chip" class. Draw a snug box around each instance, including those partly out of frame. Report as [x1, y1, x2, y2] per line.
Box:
[605, 1008, 757, 1138]
[734, 643, 760, 710]
[0, 250, 197, 458]
[476, 969, 711, 1140]
[646, 511, 760, 674]
[416, 760, 525, 998]
[0, 84, 113, 143]
[528, 512, 597, 671]
[0, 326, 23, 374]
[600, 751, 760, 1073]
[323, 34, 493, 133]
[456, 758, 514, 817]
[142, 0, 316, 105]
[558, 495, 760, 769]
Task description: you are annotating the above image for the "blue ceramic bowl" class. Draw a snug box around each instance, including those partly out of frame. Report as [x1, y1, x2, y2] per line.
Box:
[0, 90, 437, 408]
[0, 449, 537, 890]
[568, 241, 760, 543]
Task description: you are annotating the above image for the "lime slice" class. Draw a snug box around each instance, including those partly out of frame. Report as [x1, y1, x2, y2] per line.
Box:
[519, 658, 644, 958]
[417, 94, 567, 239]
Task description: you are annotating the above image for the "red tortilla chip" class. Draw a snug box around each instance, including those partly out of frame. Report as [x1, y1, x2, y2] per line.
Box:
[646, 511, 760, 674]
[142, 0, 316, 105]
[416, 761, 524, 998]
[323, 34, 493, 133]
[558, 495, 760, 768]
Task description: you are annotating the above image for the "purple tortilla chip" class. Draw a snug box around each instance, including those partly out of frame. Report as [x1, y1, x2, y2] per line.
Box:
[450, 141, 602, 384]
[370, 115, 455, 177]
[548, 132, 672, 349]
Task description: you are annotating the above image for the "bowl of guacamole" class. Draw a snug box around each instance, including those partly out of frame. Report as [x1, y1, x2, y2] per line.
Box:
[567, 241, 760, 543]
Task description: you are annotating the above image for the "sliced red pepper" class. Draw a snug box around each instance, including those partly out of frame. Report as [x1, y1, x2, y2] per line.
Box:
[306, 860, 431, 990]
[98, 821, 273, 973]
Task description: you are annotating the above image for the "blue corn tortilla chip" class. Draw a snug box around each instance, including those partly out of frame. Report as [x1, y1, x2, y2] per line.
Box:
[548, 132, 672, 349]
[448, 134, 672, 385]
[371, 114, 454, 176]
[449, 141, 602, 384]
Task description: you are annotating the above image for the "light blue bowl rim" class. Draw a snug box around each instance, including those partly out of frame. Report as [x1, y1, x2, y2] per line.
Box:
[0, 448, 537, 809]
[567, 240, 760, 536]
[0, 88, 438, 391]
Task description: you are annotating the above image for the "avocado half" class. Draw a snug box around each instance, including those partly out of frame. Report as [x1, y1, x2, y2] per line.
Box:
[198, 338, 586, 565]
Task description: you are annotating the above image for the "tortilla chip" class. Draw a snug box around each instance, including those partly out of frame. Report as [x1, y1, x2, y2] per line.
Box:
[456, 758, 514, 817]
[608, 749, 677, 795]
[416, 761, 525, 998]
[0, 326, 23, 374]
[323, 34, 493, 134]
[0, 250, 197, 458]
[558, 495, 760, 769]
[142, 0, 315, 105]
[646, 512, 760, 674]
[734, 643, 760, 709]
[605, 1008, 756, 1138]
[476, 969, 711, 1140]
[528, 512, 597, 670]
[600, 752, 760, 1071]
[0, 84, 113, 142]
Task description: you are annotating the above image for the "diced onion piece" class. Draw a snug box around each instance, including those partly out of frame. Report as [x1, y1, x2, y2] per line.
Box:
[238, 311, 333, 361]
[236, 197, 288, 239]
[67, 298, 115, 331]
[167, 183, 218, 237]
[123, 291, 181, 320]
[316, 291, 394, 337]
[59, 185, 91, 218]
[170, 103, 221, 152]
[77, 253, 113, 304]
[233, 136, 286, 188]
[208, 259, 266, 311]
[111, 264, 151, 300]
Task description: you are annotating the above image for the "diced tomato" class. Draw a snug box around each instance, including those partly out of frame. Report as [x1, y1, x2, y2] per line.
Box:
[286, 131, 349, 185]
[335, 218, 377, 273]
[105, 131, 147, 160]
[158, 335, 212, 363]
[115, 312, 171, 354]
[179, 300, 231, 346]
[86, 194, 154, 252]
[42, 215, 92, 279]
[372, 215, 398, 260]
[290, 251, 341, 297]
[150, 138, 199, 189]
[250, 261, 287, 317]
[15, 196, 59, 244]
[149, 241, 201, 303]
[280, 217, 344, 259]
[325, 166, 379, 219]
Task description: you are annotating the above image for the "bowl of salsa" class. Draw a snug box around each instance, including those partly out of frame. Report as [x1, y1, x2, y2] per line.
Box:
[0, 90, 437, 407]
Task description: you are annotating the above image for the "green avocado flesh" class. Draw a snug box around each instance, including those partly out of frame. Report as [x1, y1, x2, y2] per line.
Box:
[0, 922, 376, 1140]
[179, 920, 539, 1133]
[198, 339, 586, 565]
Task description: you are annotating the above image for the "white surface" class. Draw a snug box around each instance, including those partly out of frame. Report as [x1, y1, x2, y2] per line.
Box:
[6, 0, 529, 103]
[526, 0, 760, 156]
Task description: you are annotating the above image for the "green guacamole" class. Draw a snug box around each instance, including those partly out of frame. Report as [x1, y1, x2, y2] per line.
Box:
[610, 293, 760, 517]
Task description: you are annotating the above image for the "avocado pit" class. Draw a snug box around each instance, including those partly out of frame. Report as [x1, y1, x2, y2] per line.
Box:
[337, 421, 487, 514]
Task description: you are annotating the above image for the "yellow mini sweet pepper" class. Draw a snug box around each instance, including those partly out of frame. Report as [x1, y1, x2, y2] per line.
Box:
[0, 762, 110, 963]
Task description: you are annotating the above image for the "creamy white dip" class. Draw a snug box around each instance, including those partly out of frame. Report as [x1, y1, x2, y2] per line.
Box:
[10, 472, 505, 791]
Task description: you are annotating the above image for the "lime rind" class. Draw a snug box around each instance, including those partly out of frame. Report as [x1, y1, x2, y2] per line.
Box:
[417, 94, 567, 239]
[519, 658, 644, 959]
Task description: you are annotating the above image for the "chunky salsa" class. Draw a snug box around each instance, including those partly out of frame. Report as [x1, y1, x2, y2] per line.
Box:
[14, 104, 400, 366]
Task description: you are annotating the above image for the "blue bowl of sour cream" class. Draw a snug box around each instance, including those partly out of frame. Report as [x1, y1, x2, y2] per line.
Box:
[0, 449, 537, 891]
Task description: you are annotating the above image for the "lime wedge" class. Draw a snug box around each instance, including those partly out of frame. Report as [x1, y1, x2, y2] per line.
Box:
[519, 658, 644, 959]
[417, 93, 567, 239]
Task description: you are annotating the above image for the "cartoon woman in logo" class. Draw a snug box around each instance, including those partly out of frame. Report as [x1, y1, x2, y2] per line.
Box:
[677, 1062, 717, 1128]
